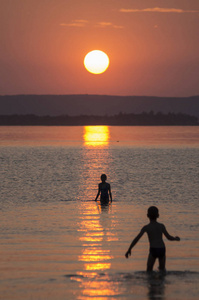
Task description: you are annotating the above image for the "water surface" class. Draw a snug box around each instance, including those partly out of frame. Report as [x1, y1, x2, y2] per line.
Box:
[0, 126, 199, 299]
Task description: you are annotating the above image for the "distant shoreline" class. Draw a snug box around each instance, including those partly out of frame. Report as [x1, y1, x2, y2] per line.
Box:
[0, 112, 198, 126]
[1, 95, 199, 119]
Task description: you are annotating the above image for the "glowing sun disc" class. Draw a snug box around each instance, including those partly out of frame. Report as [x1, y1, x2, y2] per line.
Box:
[84, 50, 109, 74]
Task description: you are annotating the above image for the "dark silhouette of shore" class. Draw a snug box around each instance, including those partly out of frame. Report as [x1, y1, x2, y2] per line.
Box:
[0, 95, 199, 118]
[0, 112, 198, 126]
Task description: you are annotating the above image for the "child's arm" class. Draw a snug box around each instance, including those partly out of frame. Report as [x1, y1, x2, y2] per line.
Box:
[94, 185, 100, 201]
[125, 227, 146, 258]
[109, 185, 112, 202]
[162, 225, 180, 241]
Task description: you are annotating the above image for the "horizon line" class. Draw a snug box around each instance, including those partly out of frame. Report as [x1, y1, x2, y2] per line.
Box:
[0, 94, 198, 98]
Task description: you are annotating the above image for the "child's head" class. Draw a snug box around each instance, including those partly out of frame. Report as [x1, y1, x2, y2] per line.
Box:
[147, 206, 159, 220]
[101, 174, 107, 182]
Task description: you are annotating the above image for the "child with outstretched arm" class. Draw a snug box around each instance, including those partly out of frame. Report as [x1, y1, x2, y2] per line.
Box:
[125, 206, 180, 272]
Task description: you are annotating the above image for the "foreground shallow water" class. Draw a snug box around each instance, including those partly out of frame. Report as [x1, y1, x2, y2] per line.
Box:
[0, 126, 199, 299]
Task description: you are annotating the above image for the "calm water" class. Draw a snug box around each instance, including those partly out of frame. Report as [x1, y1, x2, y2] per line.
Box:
[0, 126, 199, 300]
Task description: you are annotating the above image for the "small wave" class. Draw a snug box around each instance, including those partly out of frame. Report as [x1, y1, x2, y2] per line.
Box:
[166, 270, 199, 278]
[64, 270, 199, 284]
[60, 199, 74, 202]
[64, 274, 85, 278]
[60, 199, 95, 202]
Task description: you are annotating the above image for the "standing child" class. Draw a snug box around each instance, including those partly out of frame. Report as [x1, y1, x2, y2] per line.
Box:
[95, 174, 112, 205]
[125, 206, 180, 271]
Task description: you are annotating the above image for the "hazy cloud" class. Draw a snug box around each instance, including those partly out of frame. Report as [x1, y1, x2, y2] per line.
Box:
[96, 22, 112, 27]
[60, 20, 123, 29]
[60, 20, 89, 27]
[74, 20, 89, 23]
[120, 7, 199, 13]
[96, 22, 124, 29]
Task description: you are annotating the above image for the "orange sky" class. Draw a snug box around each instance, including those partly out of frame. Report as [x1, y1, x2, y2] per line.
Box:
[0, 0, 199, 96]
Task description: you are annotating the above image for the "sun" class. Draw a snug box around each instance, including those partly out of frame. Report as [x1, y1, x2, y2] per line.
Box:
[84, 50, 109, 74]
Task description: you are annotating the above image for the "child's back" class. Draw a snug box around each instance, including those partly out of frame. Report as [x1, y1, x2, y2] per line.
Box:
[99, 182, 110, 202]
[143, 221, 166, 248]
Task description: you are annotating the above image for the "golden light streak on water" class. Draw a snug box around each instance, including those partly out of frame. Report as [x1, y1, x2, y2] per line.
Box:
[77, 201, 117, 297]
[83, 126, 110, 146]
[84, 263, 111, 271]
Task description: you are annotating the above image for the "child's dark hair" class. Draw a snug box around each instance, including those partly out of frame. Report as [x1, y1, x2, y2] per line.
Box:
[147, 206, 159, 220]
[101, 174, 107, 181]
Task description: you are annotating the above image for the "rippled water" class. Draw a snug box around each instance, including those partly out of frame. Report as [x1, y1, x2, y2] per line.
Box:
[0, 126, 199, 299]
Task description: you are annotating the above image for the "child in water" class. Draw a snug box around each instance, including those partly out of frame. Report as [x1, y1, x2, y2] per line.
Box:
[125, 206, 180, 271]
[95, 174, 112, 204]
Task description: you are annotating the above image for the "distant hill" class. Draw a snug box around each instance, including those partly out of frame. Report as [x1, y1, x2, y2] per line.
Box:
[0, 95, 199, 118]
[0, 112, 198, 126]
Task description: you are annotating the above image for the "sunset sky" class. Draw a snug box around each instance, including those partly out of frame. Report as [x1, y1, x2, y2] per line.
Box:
[0, 0, 199, 97]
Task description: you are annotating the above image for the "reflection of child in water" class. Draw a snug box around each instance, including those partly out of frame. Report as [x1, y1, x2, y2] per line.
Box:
[125, 206, 180, 272]
[95, 174, 112, 204]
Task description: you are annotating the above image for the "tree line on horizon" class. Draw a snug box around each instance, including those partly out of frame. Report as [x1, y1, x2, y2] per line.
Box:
[0, 111, 198, 126]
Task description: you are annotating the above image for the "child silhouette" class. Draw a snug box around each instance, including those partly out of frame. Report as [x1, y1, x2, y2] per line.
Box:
[125, 206, 180, 271]
[95, 174, 112, 205]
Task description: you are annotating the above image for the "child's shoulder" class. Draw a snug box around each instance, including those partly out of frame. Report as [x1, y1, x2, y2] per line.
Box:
[157, 221, 166, 228]
[100, 181, 110, 185]
[99, 182, 110, 187]
[141, 224, 149, 232]
[143, 221, 165, 229]
[154, 222, 166, 231]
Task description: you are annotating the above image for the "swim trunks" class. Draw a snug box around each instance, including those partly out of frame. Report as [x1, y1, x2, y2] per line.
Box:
[150, 247, 165, 259]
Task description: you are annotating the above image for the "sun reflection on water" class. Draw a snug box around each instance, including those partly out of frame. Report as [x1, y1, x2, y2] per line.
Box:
[83, 126, 110, 147]
[77, 203, 114, 271]
[76, 201, 118, 298]
[79, 279, 119, 299]
[76, 131, 119, 298]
